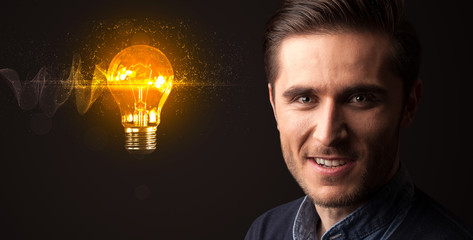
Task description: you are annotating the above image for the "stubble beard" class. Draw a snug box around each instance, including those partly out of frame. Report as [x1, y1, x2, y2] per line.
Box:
[283, 147, 369, 208]
[282, 135, 399, 209]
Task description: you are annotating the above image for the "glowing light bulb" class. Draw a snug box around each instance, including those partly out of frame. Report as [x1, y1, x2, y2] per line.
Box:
[107, 45, 173, 155]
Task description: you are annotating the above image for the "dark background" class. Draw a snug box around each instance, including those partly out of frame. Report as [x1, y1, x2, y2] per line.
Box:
[0, 0, 472, 239]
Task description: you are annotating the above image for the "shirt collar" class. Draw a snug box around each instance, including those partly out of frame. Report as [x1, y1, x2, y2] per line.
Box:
[293, 165, 415, 240]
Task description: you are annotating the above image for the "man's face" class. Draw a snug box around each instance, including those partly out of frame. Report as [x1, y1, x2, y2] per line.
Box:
[270, 32, 410, 208]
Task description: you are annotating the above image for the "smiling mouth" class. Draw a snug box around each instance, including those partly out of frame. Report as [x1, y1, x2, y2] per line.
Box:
[313, 158, 348, 168]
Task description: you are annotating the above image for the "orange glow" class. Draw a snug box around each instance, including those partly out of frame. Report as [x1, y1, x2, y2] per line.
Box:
[107, 45, 173, 154]
[107, 45, 173, 127]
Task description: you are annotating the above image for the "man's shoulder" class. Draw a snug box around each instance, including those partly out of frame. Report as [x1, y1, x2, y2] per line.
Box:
[244, 196, 305, 240]
[390, 187, 473, 240]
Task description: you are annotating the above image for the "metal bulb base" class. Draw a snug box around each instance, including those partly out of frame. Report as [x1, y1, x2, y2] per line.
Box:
[124, 127, 157, 155]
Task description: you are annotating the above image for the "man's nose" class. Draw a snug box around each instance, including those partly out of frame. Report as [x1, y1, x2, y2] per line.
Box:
[312, 101, 347, 147]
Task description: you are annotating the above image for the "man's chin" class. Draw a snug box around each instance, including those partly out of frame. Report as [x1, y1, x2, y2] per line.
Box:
[311, 196, 363, 209]
[306, 186, 367, 209]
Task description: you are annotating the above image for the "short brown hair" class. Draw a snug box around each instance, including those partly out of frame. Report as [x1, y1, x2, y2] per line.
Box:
[264, 0, 421, 98]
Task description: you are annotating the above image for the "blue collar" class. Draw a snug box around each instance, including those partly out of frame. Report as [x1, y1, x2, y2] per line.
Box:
[293, 166, 415, 240]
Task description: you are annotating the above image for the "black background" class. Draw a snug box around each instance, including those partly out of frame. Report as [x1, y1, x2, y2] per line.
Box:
[0, 0, 472, 239]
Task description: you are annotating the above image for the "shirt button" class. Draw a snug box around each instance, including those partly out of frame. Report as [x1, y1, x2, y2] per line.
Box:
[328, 233, 342, 239]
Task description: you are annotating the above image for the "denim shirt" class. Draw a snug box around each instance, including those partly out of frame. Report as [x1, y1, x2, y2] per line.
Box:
[293, 166, 414, 240]
[245, 165, 473, 240]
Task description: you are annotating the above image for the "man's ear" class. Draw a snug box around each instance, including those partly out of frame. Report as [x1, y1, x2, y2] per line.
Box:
[401, 79, 422, 127]
[268, 83, 278, 127]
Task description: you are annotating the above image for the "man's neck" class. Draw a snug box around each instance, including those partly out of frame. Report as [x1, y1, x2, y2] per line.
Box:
[315, 204, 361, 240]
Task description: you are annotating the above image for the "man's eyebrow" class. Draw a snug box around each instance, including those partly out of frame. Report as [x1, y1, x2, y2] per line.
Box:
[282, 86, 317, 99]
[342, 84, 387, 96]
[281, 84, 387, 99]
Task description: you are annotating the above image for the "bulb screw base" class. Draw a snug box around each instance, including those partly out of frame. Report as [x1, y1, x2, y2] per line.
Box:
[124, 127, 157, 155]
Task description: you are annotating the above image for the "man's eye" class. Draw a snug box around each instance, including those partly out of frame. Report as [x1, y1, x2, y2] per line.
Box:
[349, 94, 376, 104]
[354, 95, 367, 102]
[298, 96, 312, 103]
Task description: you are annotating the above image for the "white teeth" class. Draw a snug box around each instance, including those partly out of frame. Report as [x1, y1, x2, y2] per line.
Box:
[313, 158, 347, 168]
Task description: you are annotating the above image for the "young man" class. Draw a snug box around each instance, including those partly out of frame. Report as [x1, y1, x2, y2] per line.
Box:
[245, 0, 473, 239]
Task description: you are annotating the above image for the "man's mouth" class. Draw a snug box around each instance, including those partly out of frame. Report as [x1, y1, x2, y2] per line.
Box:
[313, 158, 348, 168]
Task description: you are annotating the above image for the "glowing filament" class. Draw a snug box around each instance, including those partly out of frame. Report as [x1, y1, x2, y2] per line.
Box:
[149, 109, 157, 123]
[155, 76, 165, 88]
